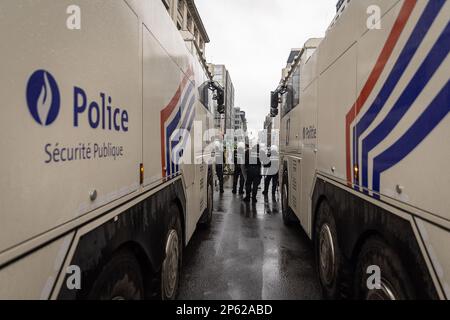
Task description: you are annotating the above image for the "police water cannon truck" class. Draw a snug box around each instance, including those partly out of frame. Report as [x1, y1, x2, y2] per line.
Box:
[273, 0, 450, 300]
[0, 0, 224, 300]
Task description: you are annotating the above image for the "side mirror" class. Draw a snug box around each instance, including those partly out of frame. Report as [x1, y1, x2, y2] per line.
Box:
[271, 91, 279, 109]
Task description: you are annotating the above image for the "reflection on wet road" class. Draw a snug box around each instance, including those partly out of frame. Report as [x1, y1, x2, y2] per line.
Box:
[178, 179, 322, 300]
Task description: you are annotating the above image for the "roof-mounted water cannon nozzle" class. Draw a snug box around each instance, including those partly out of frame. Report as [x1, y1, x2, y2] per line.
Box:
[208, 81, 225, 114]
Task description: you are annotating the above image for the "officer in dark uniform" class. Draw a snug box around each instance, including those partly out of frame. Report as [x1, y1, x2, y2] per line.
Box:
[232, 142, 245, 195]
[215, 141, 225, 194]
[263, 145, 279, 197]
[243, 143, 262, 203]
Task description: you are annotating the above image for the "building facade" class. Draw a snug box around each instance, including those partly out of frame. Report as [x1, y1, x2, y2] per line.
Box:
[234, 107, 247, 131]
[210, 64, 235, 135]
[161, 0, 209, 55]
[233, 107, 248, 143]
[234, 107, 243, 131]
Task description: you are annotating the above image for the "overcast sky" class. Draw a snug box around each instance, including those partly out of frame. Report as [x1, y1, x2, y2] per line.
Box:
[196, 0, 338, 132]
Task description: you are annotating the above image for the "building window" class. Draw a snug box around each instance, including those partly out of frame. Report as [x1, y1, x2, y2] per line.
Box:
[178, 0, 184, 14]
[215, 66, 223, 76]
[187, 12, 193, 32]
[198, 82, 210, 110]
[292, 66, 300, 107]
[194, 27, 199, 41]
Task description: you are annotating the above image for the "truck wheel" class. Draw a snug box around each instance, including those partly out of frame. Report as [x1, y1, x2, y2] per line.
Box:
[200, 178, 214, 227]
[281, 171, 296, 226]
[161, 207, 183, 300]
[88, 250, 144, 300]
[314, 201, 344, 299]
[354, 237, 415, 300]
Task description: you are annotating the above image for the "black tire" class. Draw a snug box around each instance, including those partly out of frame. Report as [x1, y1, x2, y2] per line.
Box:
[199, 177, 213, 227]
[88, 249, 144, 300]
[160, 206, 183, 300]
[354, 237, 415, 300]
[281, 170, 297, 226]
[314, 200, 346, 299]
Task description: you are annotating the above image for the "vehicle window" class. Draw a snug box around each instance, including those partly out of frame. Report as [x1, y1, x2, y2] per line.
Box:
[292, 66, 300, 107]
[282, 80, 294, 117]
[198, 82, 210, 110]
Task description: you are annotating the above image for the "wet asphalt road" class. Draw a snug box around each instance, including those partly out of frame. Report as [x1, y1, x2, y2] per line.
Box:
[178, 178, 322, 300]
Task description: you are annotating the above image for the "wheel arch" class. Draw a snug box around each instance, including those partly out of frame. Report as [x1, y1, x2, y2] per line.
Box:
[56, 179, 187, 300]
[312, 177, 439, 299]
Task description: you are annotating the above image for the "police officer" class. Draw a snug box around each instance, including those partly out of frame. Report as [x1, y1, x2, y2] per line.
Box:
[243, 143, 262, 203]
[232, 142, 245, 195]
[215, 141, 225, 194]
[263, 145, 279, 197]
